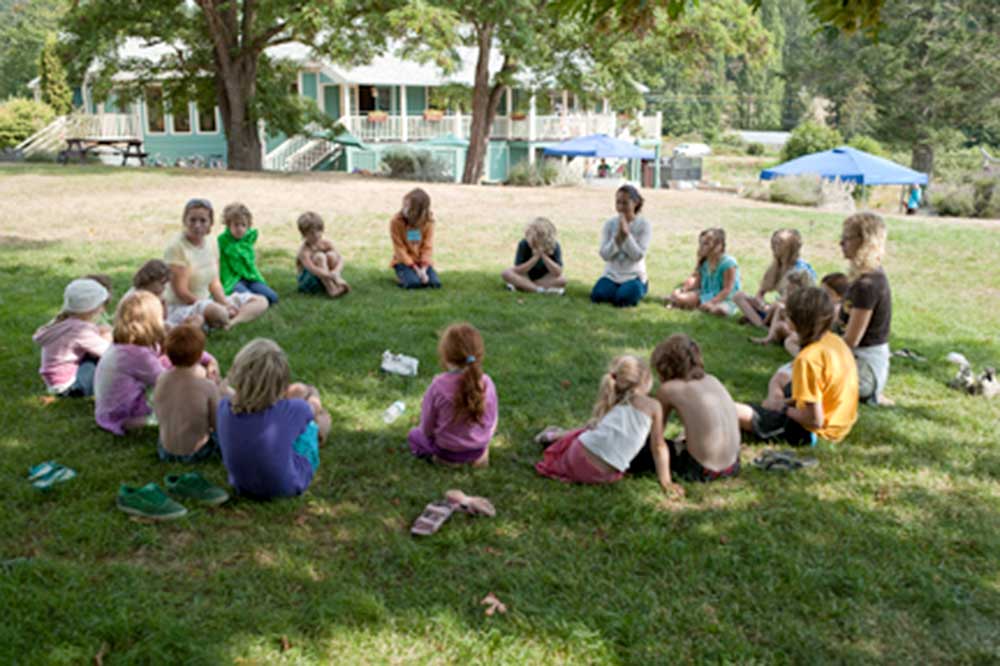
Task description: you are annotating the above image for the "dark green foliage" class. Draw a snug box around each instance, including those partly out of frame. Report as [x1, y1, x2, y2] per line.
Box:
[782, 121, 843, 162]
[746, 142, 765, 156]
[0, 0, 65, 99]
[380, 147, 452, 182]
[846, 135, 886, 158]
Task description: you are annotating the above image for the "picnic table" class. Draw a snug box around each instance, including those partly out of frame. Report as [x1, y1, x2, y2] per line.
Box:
[61, 137, 148, 166]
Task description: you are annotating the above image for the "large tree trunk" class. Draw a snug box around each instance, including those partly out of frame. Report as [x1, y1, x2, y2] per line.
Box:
[462, 25, 506, 185]
[217, 58, 262, 171]
[911, 143, 934, 180]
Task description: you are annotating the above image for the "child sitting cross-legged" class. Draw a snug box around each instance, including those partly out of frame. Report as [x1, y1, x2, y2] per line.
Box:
[408, 323, 498, 467]
[535, 355, 684, 497]
[735, 286, 859, 446]
[153, 325, 221, 463]
[500, 217, 566, 294]
[219, 202, 279, 305]
[667, 228, 741, 316]
[295, 211, 350, 298]
[217, 339, 330, 500]
[33, 278, 112, 397]
[749, 268, 815, 346]
[629, 335, 741, 482]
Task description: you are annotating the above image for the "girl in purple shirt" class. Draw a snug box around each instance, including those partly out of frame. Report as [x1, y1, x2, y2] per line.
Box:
[408, 323, 498, 467]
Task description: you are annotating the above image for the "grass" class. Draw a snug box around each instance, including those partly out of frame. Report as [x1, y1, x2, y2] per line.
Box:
[1, 164, 999, 664]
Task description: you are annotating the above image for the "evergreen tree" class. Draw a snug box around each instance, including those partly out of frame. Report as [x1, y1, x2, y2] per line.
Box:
[38, 33, 73, 116]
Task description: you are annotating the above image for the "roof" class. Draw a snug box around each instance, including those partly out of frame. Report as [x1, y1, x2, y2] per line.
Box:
[760, 146, 928, 186]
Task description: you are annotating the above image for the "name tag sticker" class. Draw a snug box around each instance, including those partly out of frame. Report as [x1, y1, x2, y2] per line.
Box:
[406, 229, 422, 243]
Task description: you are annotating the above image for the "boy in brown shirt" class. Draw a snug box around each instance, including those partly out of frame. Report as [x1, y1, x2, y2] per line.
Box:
[153, 325, 220, 462]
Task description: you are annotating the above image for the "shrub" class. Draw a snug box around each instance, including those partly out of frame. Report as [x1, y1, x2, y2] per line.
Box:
[551, 161, 582, 187]
[715, 132, 746, 153]
[928, 184, 976, 217]
[380, 147, 451, 182]
[972, 174, 1000, 218]
[0, 98, 55, 149]
[768, 174, 823, 206]
[782, 121, 843, 162]
[846, 135, 886, 157]
[746, 142, 765, 156]
[505, 159, 561, 187]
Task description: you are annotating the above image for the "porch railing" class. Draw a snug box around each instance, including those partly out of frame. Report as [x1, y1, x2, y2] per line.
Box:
[15, 112, 141, 156]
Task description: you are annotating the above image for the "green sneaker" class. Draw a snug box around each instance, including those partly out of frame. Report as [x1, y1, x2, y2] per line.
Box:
[117, 483, 188, 520]
[164, 472, 229, 506]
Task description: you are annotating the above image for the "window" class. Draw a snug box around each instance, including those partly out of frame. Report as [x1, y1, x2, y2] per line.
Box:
[171, 101, 192, 133]
[197, 104, 217, 133]
[145, 86, 165, 133]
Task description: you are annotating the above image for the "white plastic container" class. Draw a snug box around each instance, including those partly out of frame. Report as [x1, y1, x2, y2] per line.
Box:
[381, 350, 419, 377]
[382, 400, 406, 424]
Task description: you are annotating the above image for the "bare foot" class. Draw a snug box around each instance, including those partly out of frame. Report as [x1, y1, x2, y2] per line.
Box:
[876, 394, 895, 406]
[471, 450, 490, 468]
[749, 336, 772, 346]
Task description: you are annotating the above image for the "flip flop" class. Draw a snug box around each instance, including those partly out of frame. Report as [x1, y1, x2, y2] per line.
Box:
[27, 462, 77, 490]
[533, 426, 563, 446]
[752, 450, 817, 472]
[892, 348, 926, 362]
[410, 501, 455, 536]
[445, 489, 496, 517]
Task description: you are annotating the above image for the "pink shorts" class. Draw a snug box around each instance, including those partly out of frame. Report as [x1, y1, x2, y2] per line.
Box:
[535, 427, 624, 485]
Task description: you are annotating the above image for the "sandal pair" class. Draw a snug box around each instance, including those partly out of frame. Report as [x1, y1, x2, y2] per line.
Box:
[410, 490, 496, 536]
[751, 450, 818, 472]
[27, 461, 77, 490]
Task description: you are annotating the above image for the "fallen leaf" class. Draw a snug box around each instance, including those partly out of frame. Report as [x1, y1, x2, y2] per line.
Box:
[293, 514, 308, 526]
[560, 379, 571, 390]
[875, 486, 890, 503]
[39, 396, 57, 406]
[94, 642, 109, 666]
[280, 636, 292, 652]
[390, 498, 400, 506]
[719, 535, 730, 545]
[516, 298, 524, 305]
[481, 592, 507, 616]
[483, 546, 502, 556]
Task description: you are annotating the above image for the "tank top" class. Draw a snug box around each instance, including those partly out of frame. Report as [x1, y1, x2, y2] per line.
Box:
[579, 403, 653, 472]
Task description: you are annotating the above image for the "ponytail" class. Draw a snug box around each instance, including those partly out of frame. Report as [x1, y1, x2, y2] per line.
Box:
[456, 358, 486, 424]
[588, 355, 650, 426]
[438, 323, 487, 424]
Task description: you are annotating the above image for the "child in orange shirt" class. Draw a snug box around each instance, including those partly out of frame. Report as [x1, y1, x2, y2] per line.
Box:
[390, 188, 440, 289]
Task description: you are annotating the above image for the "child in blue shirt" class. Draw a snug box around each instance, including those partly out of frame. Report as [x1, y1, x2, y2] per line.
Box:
[667, 228, 741, 316]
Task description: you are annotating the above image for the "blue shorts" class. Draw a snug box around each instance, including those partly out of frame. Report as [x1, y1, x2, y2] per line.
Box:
[157, 431, 221, 463]
[297, 269, 323, 294]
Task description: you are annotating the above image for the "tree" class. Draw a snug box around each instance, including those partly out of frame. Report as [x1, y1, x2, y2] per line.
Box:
[38, 34, 73, 116]
[390, 1, 647, 184]
[63, 1, 393, 170]
[0, 0, 66, 99]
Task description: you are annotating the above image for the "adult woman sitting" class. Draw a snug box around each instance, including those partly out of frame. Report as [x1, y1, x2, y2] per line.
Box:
[838, 212, 892, 405]
[590, 185, 651, 307]
[164, 198, 268, 330]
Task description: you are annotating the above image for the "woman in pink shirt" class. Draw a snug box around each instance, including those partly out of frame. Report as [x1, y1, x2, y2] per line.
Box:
[408, 323, 498, 467]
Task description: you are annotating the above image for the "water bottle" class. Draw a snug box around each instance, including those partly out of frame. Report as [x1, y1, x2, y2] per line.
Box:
[382, 400, 406, 424]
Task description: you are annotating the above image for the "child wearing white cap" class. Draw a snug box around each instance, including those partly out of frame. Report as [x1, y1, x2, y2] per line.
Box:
[32, 278, 112, 397]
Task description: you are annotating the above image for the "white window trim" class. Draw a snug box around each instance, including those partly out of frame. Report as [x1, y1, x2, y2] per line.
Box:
[195, 104, 220, 134]
[144, 85, 166, 135]
[169, 101, 194, 135]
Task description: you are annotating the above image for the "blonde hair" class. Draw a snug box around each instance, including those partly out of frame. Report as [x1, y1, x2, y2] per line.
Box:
[589, 355, 651, 426]
[843, 212, 886, 279]
[297, 211, 324, 236]
[759, 228, 804, 294]
[223, 202, 253, 229]
[697, 228, 726, 266]
[113, 291, 166, 348]
[524, 217, 558, 255]
[438, 323, 487, 424]
[228, 338, 291, 414]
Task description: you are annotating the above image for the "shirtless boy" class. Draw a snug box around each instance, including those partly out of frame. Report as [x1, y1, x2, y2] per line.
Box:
[631, 334, 741, 482]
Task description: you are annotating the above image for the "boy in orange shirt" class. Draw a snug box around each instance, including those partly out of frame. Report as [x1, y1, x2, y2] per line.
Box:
[390, 188, 440, 289]
[736, 286, 858, 446]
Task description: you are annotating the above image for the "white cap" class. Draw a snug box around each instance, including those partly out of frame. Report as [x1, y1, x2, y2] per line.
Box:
[62, 279, 109, 313]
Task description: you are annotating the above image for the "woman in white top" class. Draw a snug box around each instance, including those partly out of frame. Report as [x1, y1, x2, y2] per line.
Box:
[535, 355, 683, 497]
[164, 199, 268, 330]
[590, 185, 652, 307]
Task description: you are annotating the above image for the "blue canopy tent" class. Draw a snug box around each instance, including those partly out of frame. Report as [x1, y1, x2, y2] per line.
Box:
[760, 146, 928, 185]
[543, 133, 655, 160]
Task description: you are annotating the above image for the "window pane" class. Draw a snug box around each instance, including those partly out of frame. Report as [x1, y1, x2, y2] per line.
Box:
[146, 86, 165, 133]
[198, 104, 216, 132]
[172, 102, 191, 132]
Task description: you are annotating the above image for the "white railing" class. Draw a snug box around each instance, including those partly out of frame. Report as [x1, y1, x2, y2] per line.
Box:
[264, 135, 312, 170]
[348, 115, 403, 143]
[15, 113, 141, 156]
[638, 115, 661, 140]
[406, 116, 451, 141]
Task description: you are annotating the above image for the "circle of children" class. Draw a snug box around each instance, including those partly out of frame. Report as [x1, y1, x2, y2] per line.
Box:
[32, 183, 892, 520]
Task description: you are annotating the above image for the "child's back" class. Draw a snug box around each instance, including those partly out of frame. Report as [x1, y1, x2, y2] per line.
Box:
[33, 317, 109, 391]
[658, 374, 740, 471]
[154, 367, 219, 457]
[217, 397, 316, 499]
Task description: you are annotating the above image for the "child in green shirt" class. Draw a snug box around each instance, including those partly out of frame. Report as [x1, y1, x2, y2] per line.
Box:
[218, 203, 279, 304]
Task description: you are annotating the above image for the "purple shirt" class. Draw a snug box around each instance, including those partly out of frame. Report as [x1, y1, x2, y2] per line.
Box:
[418, 372, 498, 455]
[94, 344, 165, 435]
[217, 397, 314, 499]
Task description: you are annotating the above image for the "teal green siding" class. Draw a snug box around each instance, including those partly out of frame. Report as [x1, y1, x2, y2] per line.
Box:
[508, 142, 529, 168]
[486, 142, 509, 181]
[301, 73, 318, 101]
[138, 96, 228, 164]
[323, 86, 341, 119]
[406, 86, 425, 114]
[319, 73, 335, 85]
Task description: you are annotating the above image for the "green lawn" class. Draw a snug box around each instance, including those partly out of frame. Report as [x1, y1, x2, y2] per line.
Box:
[1, 165, 998, 664]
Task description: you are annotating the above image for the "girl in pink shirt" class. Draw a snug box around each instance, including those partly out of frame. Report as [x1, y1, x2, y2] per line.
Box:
[408, 323, 498, 467]
[33, 278, 111, 397]
[94, 291, 169, 435]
